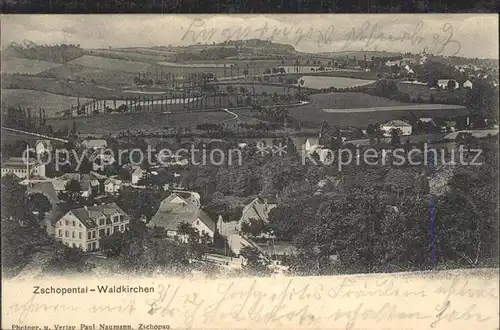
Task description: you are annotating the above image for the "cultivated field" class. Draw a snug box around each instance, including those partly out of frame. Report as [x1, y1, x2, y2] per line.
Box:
[36, 64, 137, 87]
[86, 49, 173, 63]
[1, 89, 92, 117]
[1, 58, 62, 75]
[69, 55, 156, 73]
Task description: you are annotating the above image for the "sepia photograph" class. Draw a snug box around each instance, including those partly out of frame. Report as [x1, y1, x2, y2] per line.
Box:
[1, 14, 499, 330]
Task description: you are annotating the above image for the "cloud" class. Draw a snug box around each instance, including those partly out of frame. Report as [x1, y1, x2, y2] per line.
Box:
[1, 14, 498, 59]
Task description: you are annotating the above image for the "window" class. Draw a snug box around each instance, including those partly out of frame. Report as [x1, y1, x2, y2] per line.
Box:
[99, 218, 105, 226]
[79, 232, 82, 239]
[79, 224, 82, 228]
[120, 225, 124, 232]
[99, 229, 105, 238]
[114, 226, 119, 233]
[106, 228, 110, 235]
[87, 232, 92, 240]
[65, 230, 69, 237]
[92, 231, 96, 239]
[58, 230, 62, 237]
[72, 221, 76, 227]
[113, 215, 119, 223]
[196, 220, 200, 225]
[87, 244, 92, 251]
[92, 242, 97, 250]
[65, 220, 69, 226]
[72, 231, 76, 238]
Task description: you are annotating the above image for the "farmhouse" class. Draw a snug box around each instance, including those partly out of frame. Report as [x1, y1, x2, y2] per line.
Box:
[147, 192, 216, 242]
[1, 157, 46, 179]
[380, 120, 412, 137]
[54, 203, 129, 251]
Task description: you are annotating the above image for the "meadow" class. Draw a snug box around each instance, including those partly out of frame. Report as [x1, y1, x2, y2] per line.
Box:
[1, 89, 92, 117]
[289, 92, 470, 128]
[37, 64, 137, 87]
[298, 76, 375, 89]
[1, 57, 62, 75]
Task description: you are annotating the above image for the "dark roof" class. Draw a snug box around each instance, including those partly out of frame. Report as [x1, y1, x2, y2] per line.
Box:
[66, 202, 128, 229]
[198, 210, 216, 233]
[69, 208, 97, 228]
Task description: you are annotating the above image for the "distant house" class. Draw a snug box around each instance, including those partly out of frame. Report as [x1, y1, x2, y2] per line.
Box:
[463, 80, 473, 89]
[54, 173, 99, 197]
[385, 60, 401, 67]
[441, 121, 457, 133]
[303, 137, 320, 153]
[131, 167, 145, 185]
[437, 79, 459, 90]
[380, 120, 412, 137]
[54, 203, 129, 251]
[90, 151, 115, 171]
[1, 157, 46, 179]
[147, 192, 216, 242]
[104, 177, 122, 194]
[81, 139, 107, 150]
[238, 197, 276, 231]
[418, 118, 438, 132]
[35, 140, 53, 156]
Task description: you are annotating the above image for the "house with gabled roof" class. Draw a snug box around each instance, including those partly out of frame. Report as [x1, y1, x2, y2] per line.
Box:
[54, 202, 129, 251]
[238, 197, 276, 231]
[147, 192, 216, 242]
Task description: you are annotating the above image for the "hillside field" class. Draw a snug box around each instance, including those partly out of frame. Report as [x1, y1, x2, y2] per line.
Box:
[46, 110, 234, 135]
[1, 58, 62, 75]
[1, 89, 92, 117]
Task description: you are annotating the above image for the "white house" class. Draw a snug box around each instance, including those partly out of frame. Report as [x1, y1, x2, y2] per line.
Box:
[147, 192, 216, 242]
[104, 177, 122, 194]
[380, 120, 412, 137]
[303, 137, 320, 153]
[463, 80, 473, 89]
[1, 157, 46, 179]
[54, 203, 129, 251]
[131, 167, 145, 185]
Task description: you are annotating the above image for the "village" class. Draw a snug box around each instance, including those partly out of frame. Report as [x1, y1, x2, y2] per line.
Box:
[1, 16, 499, 279]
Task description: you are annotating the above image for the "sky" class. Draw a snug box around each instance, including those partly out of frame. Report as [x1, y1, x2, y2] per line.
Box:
[1, 14, 498, 59]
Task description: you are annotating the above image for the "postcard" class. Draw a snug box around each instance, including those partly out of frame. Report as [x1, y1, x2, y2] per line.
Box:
[1, 14, 499, 330]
